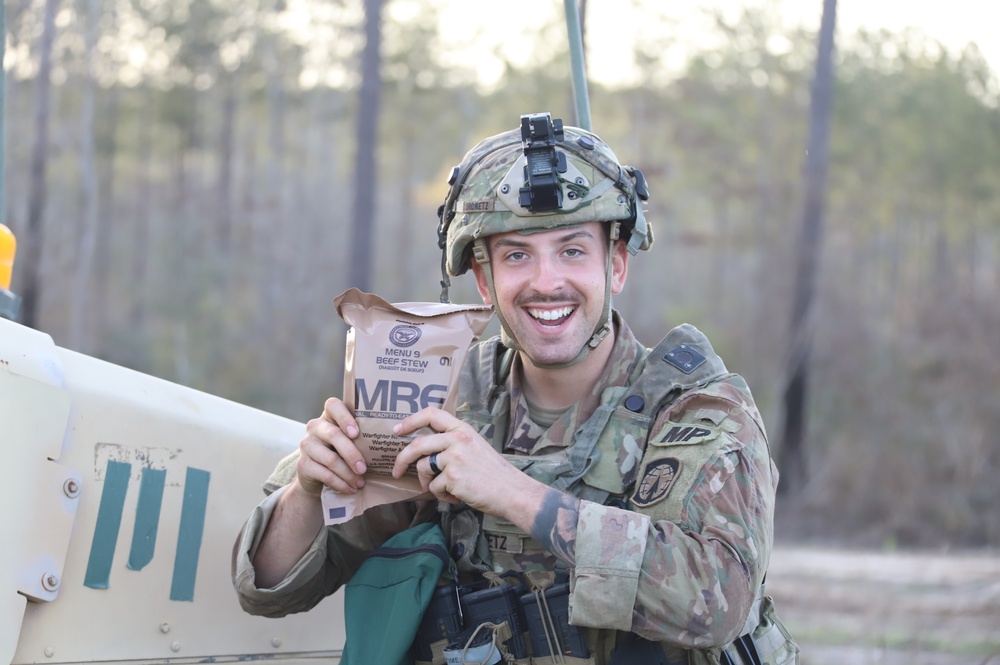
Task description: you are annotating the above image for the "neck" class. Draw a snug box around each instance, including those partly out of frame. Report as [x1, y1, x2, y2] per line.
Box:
[519, 328, 616, 410]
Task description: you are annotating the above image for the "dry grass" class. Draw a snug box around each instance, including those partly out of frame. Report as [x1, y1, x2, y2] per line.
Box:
[767, 546, 1000, 664]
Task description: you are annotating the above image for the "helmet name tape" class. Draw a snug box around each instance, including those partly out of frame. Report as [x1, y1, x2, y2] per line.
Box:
[462, 200, 495, 213]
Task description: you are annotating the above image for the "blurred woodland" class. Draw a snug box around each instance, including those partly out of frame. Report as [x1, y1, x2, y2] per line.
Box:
[3, 0, 999, 550]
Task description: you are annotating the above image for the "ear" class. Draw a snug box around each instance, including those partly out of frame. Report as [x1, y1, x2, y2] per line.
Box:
[610, 240, 629, 295]
[471, 261, 494, 305]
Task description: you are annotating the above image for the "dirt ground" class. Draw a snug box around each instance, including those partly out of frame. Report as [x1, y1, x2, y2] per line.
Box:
[765, 545, 1000, 664]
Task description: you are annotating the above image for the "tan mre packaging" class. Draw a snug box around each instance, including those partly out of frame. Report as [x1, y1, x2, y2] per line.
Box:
[321, 288, 493, 525]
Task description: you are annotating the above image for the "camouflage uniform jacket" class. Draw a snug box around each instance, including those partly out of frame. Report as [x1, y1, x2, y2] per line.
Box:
[232, 313, 779, 662]
[450, 313, 778, 661]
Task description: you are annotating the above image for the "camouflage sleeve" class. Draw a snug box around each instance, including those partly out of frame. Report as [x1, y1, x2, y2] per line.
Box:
[570, 375, 777, 649]
[233, 484, 423, 617]
[570, 501, 650, 631]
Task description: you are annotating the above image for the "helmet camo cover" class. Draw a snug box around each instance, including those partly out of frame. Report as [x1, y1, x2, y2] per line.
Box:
[437, 118, 652, 279]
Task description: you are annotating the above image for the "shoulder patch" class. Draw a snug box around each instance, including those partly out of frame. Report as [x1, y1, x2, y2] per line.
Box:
[631, 458, 681, 508]
[650, 422, 720, 447]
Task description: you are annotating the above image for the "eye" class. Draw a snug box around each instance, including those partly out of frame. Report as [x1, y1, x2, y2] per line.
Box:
[563, 247, 584, 258]
[504, 250, 528, 262]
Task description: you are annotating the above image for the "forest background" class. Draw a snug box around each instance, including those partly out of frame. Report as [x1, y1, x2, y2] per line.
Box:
[3, 0, 999, 553]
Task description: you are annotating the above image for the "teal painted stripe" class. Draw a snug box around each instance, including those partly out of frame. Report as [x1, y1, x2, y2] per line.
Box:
[127, 467, 166, 571]
[84, 460, 132, 589]
[170, 467, 210, 602]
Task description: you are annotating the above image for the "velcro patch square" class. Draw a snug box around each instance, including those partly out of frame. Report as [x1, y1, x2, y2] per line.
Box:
[663, 343, 707, 374]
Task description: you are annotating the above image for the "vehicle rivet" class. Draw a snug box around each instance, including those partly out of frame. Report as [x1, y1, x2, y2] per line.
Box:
[44, 648, 54, 658]
[171, 642, 181, 653]
[41, 574, 60, 591]
[160, 623, 171, 634]
[63, 479, 81, 498]
[500, 184, 510, 194]
[271, 637, 282, 648]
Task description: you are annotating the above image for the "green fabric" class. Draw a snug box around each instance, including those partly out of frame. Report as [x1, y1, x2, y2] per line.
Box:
[341, 522, 451, 665]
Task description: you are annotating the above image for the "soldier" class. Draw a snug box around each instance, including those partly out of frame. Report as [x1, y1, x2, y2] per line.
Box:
[233, 113, 798, 664]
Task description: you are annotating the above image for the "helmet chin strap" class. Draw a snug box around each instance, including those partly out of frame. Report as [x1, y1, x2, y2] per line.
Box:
[472, 222, 618, 370]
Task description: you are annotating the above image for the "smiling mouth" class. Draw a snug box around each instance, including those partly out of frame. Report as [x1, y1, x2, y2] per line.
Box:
[527, 306, 575, 326]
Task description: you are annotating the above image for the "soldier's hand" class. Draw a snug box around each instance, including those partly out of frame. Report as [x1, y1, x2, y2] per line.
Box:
[296, 397, 367, 495]
[391, 407, 532, 514]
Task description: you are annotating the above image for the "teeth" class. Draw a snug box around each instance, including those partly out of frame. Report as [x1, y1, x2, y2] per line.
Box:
[529, 306, 574, 321]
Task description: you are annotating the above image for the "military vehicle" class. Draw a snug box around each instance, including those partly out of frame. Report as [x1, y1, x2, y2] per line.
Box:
[2, 225, 347, 665]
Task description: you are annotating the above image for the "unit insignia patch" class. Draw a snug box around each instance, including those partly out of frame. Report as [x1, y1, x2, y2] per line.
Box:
[631, 457, 681, 508]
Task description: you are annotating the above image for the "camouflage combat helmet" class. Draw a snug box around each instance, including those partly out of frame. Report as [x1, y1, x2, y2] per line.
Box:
[436, 112, 652, 368]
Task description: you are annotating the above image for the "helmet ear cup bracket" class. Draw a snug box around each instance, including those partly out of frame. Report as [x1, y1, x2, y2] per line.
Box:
[472, 241, 489, 267]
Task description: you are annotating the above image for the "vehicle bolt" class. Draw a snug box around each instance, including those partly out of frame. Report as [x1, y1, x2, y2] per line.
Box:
[271, 638, 282, 648]
[44, 648, 54, 658]
[171, 642, 181, 652]
[41, 574, 60, 591]
[63, 479, 81, 498]
[160, 623, 170, 634]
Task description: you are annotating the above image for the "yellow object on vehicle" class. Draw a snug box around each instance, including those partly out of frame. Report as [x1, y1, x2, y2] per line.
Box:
[0, 223, 15, 290]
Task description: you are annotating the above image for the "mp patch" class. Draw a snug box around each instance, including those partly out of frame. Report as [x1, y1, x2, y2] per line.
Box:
[653, 423, 718, 446]
[631, 457, 682, 508]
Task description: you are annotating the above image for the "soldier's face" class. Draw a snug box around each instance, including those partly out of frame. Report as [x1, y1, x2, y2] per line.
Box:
[474, 222, 628, 366]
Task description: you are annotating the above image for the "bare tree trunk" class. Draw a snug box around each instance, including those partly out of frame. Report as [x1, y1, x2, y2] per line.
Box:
[260, 21, 286, 335]
[217, 69, 238, 252]
[347, 0, 383, 292]
[263, 22, 285, 221]
[128, 92, 155, 339]
[19, 0, 60, 330]
[69, 0, 103, 351]
[778, 0, 837, 495]
[92, 83, 120, 348]
[394, 129, 416, 292]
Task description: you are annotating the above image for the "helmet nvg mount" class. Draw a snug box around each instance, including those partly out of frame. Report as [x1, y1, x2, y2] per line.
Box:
[436, 112, 652, 368]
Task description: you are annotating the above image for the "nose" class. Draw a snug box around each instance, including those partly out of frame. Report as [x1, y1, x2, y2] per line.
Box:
[530, 252, 566, 293]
